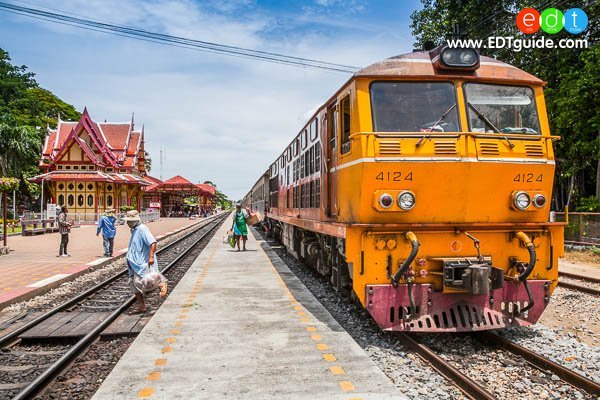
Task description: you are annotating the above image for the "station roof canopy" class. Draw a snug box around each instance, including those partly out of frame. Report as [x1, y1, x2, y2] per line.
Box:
[145, 175, 215, 197]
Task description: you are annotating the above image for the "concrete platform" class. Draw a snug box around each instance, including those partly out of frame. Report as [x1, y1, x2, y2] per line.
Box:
[92, 223, 402, 400]
[0, 217, 207, 308]
[559, 259, 600, 280]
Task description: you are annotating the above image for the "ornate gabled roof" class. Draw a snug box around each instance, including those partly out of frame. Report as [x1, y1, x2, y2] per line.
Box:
[41, 108, 145, 170]
[196, 183, 216, 196]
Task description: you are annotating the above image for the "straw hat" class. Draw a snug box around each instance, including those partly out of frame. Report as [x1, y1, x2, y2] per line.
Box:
[105, 208, 115, 215]
[123, 210, 141, 221]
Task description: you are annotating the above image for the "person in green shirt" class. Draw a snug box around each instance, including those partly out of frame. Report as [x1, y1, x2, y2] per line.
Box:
[231, 203, 249, 251]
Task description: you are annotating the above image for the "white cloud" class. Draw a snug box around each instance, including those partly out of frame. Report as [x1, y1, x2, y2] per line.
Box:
[4, 0, 413, 199]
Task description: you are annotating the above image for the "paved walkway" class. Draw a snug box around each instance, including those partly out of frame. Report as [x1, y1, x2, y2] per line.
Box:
[0, 218, 206, 307]
[559, 259, 600, 280]
[92, 223, 400, 400]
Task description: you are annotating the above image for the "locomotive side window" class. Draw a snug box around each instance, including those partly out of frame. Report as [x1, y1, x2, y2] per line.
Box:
[370, 81, 459, 132]
[310, 119, 318, 141]
[464, 83, 540, 135]
[301, 129, 308, 150]
[340, 95, 351, 154]
[315, 145, 321, 172]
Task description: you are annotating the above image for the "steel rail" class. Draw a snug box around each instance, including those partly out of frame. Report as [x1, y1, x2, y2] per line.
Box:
[11, 214, 227, 400]
[475, 331, 600, 397]
[558, 271, 600, 284]
[396, 333, 497, 400]
[0, 213, 224, 348]
[557, 280, 600, 296]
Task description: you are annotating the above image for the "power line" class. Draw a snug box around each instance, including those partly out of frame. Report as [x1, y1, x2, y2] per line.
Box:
[0, 1, 360, 74]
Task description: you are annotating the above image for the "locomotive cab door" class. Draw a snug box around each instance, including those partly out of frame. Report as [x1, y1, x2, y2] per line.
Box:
[326, 102, 338, 217]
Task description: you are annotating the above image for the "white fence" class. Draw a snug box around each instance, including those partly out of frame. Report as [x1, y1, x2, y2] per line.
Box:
[22, 210, 161, 225]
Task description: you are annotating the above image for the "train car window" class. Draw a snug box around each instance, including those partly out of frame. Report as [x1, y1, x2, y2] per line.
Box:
[301, 129, 308, 150]
[310, 180, 315, 208]
[315, 145, 321, 172]
[370, 81, 459, 132]
[464, 83, 540, 135]
[287, 147, 292, 162]
[310, 119, 318, 141]
[293, 160, 297, 182]
[280, 156, 285, 168]
[300, 153, 305, 178]
[309, 146, 315, 175]
[293, 139, 299, 156]
[315, 178, 321, 207]
[340, 95, 351, 154]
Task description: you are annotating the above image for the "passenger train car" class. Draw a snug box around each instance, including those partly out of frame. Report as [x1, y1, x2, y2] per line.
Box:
[245, 47, 564, 332]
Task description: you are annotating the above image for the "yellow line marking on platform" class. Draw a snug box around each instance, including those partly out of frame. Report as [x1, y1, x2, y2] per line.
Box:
[162, 346, 172, 353]
[177, 315, 187, 319]
[301, 317, 310, 323]
[306, 326, 317, 332]
[180, 308, 189, 313]
[170, 329, 181, 335]
[146, 372, 161, 381]
[316, 343, 329, 351]
[310, 334, 322, 341]
[294, 305, 302, 310]
[138, 387, 154, 397]
[175, 321, 184, 327]
[323, 354, 336, 362]
[297, 311, 306, 316]
[166, 337, 176, 344]
[154, 359, 167, 366]
[330, 366, 346, 375]
[339, 381, 355, 391]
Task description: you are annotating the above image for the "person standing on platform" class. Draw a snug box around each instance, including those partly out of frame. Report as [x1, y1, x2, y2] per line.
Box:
[231, 203, 249, 251]
[124, 210, 164, 313]
[96, 208, 117, 257]
[57, 205, 72, 257]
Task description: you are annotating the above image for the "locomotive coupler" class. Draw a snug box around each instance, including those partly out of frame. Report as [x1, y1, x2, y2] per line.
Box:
[443, 259, 504, 295]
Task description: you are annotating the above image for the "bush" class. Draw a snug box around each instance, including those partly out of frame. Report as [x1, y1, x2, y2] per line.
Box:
[119, 206, 135, 212]
[575, 196, 600, 212]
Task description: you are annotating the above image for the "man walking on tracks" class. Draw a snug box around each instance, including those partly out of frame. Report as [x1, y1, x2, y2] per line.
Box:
[96, 208, 116, 257]
[57, 205, 72, 257]
[124, 210, 166, 314]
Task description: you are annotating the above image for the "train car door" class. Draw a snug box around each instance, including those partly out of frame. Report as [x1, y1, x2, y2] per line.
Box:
[326, 102, 338, 217]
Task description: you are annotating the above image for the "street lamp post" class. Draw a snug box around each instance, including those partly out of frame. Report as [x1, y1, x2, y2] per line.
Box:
[40, 178, 45, 221]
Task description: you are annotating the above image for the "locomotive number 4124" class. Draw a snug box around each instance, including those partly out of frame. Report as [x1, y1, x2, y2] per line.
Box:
[513, 173, 543, 183]
[375, 171, 413, 181]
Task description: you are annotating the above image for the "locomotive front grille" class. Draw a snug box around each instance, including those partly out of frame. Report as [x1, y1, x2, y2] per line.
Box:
[434, 141, 457, 155]
[478, 141, 500, 156]
[377, 140, 402, 155]
[525, 144, 545, 157]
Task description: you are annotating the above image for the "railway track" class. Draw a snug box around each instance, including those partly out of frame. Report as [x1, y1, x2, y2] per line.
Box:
[404, 331, 600, 400]
[558, 271, 600, 296]
[0, 213, 227, 400]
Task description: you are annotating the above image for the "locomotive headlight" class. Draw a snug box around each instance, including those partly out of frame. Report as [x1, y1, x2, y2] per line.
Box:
[379, 193, 394, 209]
[533, 194, 546, 208]
[440, 47, 479, 68]
[513, 191, 531, 210]
[398, 191, 416, 210]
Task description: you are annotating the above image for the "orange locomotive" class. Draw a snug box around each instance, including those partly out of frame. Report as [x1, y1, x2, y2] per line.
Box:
[245, 47, 564, 332]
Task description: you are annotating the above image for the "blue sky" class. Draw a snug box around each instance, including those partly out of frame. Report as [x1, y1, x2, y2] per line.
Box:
[0, 0, 422, 199]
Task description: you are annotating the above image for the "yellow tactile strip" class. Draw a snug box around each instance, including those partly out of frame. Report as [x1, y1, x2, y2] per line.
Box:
[137, 246, 217, 398]
[262, 248, 362, 400]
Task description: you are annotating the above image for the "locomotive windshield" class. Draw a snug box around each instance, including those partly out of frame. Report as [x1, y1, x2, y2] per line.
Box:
[464, 83, 540, 135]
[370, 81, 459, 132]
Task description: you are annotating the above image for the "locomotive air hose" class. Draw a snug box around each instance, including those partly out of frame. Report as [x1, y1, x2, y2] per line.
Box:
[391, 232, 419, 287]
[515, 232, 537, 282]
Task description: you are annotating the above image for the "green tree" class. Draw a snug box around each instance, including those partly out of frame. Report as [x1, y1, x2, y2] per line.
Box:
[410, 0, 600, 210]
[0, 48, 80, 210]
[0, 114, 40, 177]
[144, 150, 152, 173]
